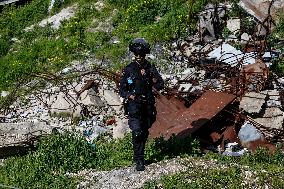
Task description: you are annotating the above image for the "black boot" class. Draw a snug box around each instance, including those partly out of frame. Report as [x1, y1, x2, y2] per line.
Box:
[135, 159, 145, 171]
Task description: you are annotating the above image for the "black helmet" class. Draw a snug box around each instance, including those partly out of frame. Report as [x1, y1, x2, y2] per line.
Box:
[129, 38, 150, 55]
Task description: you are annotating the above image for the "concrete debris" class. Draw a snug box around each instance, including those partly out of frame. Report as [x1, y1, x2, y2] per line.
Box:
[207, 43, 272, 67]
[79, 89, 105, 107]
[254, 107, 284, 130]
[112, 118, 129, 139]
[102, 90, 122, 110]
[50, 92, 82, 116]
[227, 18, 241, 34]
[239, 0, 284, 36]
[241, 33, 251, 43]
[239, 92, 266, 114]
[208, 43, 243, 66]
[0, 122, 54, 157]
[3, 1, 284, 159]
[25, 4, 77, 31]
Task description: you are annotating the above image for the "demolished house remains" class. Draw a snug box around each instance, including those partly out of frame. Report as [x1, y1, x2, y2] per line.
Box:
[1, 1, 284, 158]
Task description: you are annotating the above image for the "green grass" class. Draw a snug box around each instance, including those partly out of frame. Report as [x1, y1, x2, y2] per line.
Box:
[0, 0, 215, 92]
[0, 133, 200, 188]
[143, 148, 284, 189]
[144, 167, 243, 189]
[0, 132, 95, 188]
[0, 131, 284, 189]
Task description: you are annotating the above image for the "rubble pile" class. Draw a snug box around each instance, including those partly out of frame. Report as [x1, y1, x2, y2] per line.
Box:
[148, 1, 284, 154]
[1, 0, 284, 158]
[0, 59, 129, 157]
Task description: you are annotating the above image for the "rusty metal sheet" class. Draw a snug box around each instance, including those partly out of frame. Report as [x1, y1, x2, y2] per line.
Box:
[150, 90, 236, 139]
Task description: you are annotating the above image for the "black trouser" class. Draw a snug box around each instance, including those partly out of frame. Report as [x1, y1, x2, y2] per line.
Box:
[127, 101, 156, 162]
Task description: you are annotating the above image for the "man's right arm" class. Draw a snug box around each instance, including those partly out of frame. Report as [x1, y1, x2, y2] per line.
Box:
[119, 68, 135, 100]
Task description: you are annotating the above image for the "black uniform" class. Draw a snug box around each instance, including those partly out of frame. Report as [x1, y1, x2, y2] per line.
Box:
[119, 60, 164, 163]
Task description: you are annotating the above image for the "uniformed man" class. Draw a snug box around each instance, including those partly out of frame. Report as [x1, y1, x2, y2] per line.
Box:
[119, 38, 164, 171]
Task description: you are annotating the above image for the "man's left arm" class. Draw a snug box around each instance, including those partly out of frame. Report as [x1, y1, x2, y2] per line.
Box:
[150, 64, 164, 91]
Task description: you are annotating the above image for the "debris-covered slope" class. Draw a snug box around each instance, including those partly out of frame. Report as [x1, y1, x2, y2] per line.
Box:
[1, 0, 284, 188]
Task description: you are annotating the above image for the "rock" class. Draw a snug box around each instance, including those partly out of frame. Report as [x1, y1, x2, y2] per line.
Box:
[113, 118, 129, 139]
[61, 67, 73, 74]
[241, 33, 250, 43]
[226, 18, 240, 33]
[25, 4, 77, 31]
[48, 0, 56, 13]
[40, 5, 77, 29]
[112, 40, 120, 44]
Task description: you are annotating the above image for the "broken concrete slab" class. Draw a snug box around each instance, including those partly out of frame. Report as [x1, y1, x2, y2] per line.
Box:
[239, 92, 266, 114]
[241, 33, 250, 43]
[254, 107, 284, 130]
[103, 90, 122, 106]
[0, 122, 54, 157]
[50, 92, 82, 116]
[79, 89, 105, 107]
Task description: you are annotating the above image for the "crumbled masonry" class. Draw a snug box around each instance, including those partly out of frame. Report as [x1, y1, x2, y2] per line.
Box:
[1, 1, 284, 158]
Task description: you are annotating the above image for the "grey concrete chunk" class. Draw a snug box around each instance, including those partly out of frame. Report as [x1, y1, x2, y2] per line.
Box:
[240, 92, 266, 114]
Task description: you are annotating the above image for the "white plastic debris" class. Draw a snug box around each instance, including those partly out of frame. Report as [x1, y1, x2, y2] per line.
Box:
[207, 43, 243, 66]
[222, 148, 248, 156]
